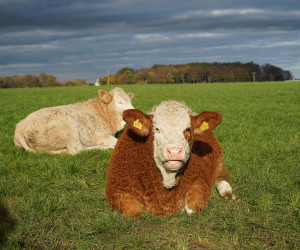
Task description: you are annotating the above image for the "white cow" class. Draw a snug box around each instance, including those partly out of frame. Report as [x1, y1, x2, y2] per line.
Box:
[14, 87, 134, 154]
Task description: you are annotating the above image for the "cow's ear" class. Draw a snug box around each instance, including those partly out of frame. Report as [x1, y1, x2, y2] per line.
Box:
[127, 92, 134, 100]
[123, 109, 151, 137]
[192, 111, 222, 136]
[98, 90, 112, 104]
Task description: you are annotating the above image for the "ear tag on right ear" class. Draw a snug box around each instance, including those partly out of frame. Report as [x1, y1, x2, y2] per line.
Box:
[101, 92, 106, 99]
[200, 121, 209, 132]
[133, 119, 143, 130]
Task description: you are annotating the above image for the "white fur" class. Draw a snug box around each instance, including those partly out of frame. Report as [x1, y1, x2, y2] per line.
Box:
[113, 88, 134, 130]
[14, 87, 133, 154]
[184, 201, 194, 215]
[158, 167, 177, 189]
[217, 180, 232, 197]
[151, 101, 192, 189]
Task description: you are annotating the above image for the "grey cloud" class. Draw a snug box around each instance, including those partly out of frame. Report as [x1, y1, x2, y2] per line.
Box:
[1, 1, 299, 31]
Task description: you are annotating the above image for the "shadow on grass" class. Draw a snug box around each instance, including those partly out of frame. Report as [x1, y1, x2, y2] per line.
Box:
[0, 200, 16, 245]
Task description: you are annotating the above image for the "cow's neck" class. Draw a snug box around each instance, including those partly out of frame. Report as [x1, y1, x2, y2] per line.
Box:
[156, 163, 178, 189]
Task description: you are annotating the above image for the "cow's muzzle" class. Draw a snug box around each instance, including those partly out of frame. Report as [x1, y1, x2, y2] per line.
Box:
[164, 146, 185, 170]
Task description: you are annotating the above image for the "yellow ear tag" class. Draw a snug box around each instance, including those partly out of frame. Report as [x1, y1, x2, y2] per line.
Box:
[200, 121, 209, 132]
[133, 119, 143, 130]
[101, 93, 106, 99]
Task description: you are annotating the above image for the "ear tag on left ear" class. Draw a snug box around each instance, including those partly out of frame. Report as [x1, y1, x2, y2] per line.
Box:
[200, 121, 209, 132]
[133, 119, 143, 130]
[101, 93, 106, 99]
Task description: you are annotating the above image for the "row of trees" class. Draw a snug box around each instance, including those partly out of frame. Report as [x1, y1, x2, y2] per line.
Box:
[0, 62, 293, 88]
[97, 62, 293, 85]
[0, 73, 88, 88]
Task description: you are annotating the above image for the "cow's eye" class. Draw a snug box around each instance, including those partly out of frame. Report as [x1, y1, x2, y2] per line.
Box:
[155, 128, 160, 133]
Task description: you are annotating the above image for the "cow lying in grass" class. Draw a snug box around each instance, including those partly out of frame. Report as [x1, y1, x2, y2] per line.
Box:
[106, 101, 235, 217]
[14, 87, 134, 154]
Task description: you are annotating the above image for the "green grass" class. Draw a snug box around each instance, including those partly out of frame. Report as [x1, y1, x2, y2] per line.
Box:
[0, 82, 299, 249]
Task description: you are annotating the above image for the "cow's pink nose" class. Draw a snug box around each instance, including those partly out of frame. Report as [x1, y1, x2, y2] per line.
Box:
[165, 147, 184, 160]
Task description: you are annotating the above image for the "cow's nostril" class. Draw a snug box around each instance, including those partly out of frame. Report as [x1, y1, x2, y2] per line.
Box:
[166, 147, 184, 157]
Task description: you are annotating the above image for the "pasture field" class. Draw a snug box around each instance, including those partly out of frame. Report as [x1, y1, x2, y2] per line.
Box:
[0, 82, 299, 249]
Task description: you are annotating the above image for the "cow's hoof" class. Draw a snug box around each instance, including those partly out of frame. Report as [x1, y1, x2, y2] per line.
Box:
[217, 180, 236, 200]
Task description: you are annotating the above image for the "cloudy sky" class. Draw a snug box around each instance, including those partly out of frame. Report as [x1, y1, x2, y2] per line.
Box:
[1, 0, 300, 82]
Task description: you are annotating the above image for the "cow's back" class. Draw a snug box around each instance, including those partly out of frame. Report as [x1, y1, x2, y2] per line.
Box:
[14, 98, 107, 153]
[14, 108, 80, 152]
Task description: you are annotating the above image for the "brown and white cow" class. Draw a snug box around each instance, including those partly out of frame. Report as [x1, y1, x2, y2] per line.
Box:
[106, 100, 235, 217]
[14, 87, 134, 154]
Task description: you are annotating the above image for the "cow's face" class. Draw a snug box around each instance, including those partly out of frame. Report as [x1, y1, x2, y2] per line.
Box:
[99, 87, 134, 130]
[123, 101, 222, 189]
[151, 101, 192, 173]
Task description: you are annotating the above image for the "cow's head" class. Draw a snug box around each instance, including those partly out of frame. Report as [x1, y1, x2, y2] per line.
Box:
[123, 101, 222, 189]
[99, 87, 134, 131]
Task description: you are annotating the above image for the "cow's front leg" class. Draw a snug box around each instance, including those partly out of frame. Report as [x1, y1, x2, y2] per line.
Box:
[185, 180, 211, 215]
[110, 193, 144, 218]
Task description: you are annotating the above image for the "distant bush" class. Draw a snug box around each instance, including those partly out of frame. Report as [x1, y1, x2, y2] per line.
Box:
[0, 73, 87, 88]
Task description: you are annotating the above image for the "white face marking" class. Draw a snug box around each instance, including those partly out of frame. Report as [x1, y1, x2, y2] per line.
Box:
[151, 101, 192, 189]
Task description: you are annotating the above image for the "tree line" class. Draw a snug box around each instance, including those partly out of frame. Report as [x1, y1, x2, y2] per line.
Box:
[0, 61, 293, 88]
[97, 62, 293, 85]
[0, 73, 87, 88]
